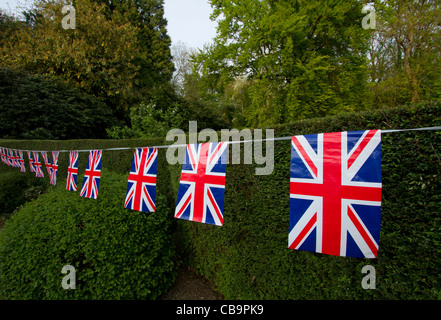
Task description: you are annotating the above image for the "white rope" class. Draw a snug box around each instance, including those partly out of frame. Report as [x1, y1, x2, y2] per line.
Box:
[2, 126, 441, 153]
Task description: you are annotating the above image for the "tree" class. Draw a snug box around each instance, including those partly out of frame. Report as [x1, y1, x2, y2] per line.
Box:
[92, 0, 175, 108]
[367, 18, 411, 107]
[194, 0, 372, 126]
[0, 9, 22, 46]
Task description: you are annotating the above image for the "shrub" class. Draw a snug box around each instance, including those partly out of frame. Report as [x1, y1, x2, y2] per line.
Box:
[0, 67, 117, 139]
[0, 170, 176, 299]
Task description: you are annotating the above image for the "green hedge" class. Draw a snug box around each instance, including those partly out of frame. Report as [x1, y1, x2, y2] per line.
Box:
[0, 170, 49, 220]
[1, 102, 440, 299]
[0, 67, 117, 139]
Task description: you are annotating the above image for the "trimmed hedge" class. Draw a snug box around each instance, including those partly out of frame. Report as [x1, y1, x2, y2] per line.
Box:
[0, 67, 117, 140]
[0, 169, 49, 219]
[1, 101, 440, 299]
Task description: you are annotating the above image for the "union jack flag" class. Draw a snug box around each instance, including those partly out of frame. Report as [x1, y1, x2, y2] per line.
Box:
[9, 149, 16, 167]
[16, 150, 26, 173]
[66, 151, 79, 191]
[13, 150, 20, 168]
[27, 151, 36, 173]
[289, 130, 382, 258]
[124, 147, 158, 212]
[33, 151, 44, 178]
[0, 148, 6, 164]
[50, 151, 59, 185]
[41, 151, 52, 177]
[174, 142, 228, 226]
[80, 150, 102, 199]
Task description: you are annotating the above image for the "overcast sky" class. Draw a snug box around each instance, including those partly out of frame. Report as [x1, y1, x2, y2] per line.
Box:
[0, 0, 218, 49]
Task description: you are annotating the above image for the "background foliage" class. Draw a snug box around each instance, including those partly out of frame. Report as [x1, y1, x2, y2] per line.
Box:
[0, 67, 117, 139]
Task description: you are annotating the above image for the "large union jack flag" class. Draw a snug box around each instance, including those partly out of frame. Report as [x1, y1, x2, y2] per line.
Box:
[7, 149, 15, 167]
[0, 148, 6, 164]
[124, 147, 158, 212]
[33, 151, 44, 178]
[66, 151, 79, 191]
[80, 150, 102, 199]
[175, 142, 228, 226]
[50, 151, 59, 186]
[289, 130, 382, 258]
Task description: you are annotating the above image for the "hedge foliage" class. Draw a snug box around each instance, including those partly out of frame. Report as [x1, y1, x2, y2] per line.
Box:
[0, 101, 440, 299]
[0, 170, 49, 219]
[0, 67, 117, 140]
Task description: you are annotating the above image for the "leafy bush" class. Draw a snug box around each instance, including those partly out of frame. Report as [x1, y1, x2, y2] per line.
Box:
[0, 171, 176, 299]
[107, 103, 185, 139]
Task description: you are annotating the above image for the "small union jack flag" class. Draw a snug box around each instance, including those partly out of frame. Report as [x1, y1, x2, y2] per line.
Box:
[16, 150, 26, 173]
[50, 151, 59, 185]
[7, 149, 15, 167]
[66, 151, 79, 191]
[33, 152, 44, 178]
[289, 130, 382, 258]
[124, 147, 158, 212]
[27, 151, 36, 173]
[174, 142, 228, 226]
[80, 150, 102, 199]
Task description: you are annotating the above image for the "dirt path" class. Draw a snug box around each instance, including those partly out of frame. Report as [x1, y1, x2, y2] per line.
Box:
[161, 267, 223, 300]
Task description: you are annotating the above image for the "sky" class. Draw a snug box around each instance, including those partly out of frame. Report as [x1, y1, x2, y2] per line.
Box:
[0, 0, 218, 49]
